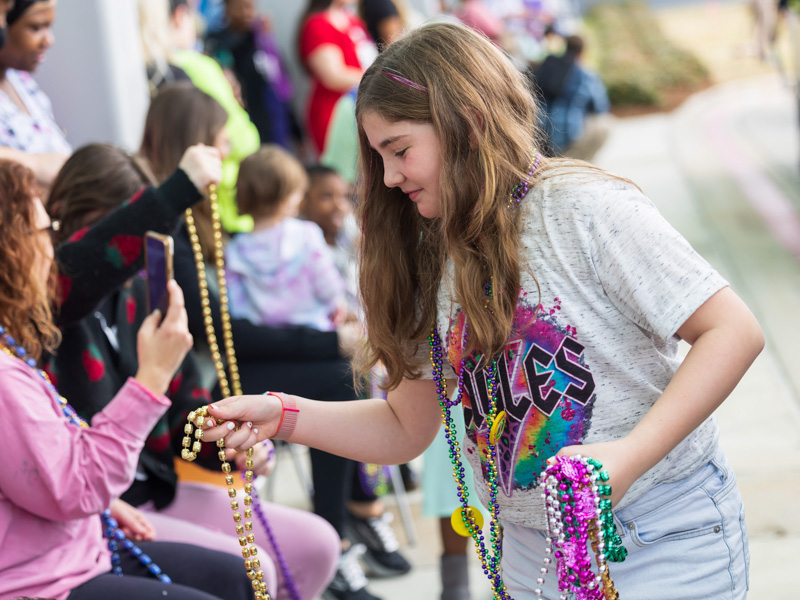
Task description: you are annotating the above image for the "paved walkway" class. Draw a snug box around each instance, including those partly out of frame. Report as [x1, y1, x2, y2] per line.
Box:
[595, 73, 800, 600]
[271, 73, 800, 599]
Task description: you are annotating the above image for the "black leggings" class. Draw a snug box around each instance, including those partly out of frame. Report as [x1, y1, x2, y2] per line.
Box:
[67, 541, 254, 600]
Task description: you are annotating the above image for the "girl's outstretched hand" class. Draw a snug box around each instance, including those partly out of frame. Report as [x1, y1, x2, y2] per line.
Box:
[202, 393, 285, 451]
[553, 439, 641, 508]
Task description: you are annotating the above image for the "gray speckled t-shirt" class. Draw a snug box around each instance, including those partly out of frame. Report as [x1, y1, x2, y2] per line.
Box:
[419, 167, 728, 529]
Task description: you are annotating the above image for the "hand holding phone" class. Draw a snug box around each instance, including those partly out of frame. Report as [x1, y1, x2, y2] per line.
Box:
[144, 232, 174, 316]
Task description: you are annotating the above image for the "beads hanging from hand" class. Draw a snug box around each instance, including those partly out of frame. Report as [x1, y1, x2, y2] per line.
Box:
[538, 455, 625, 600]
[0, 327, 172, 584]
[182, 184, 298, 600]
[184, 407, 270, 599]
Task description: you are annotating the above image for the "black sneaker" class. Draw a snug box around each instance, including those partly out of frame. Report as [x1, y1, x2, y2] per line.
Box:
[323, 544, 383, 600]
[347, 512, 412, 578]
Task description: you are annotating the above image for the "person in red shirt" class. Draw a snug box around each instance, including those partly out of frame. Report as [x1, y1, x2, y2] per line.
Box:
[298, 0, 377, 155]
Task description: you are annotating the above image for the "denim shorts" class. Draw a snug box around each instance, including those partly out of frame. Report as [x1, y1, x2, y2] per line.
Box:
[500, 447, 750, 599]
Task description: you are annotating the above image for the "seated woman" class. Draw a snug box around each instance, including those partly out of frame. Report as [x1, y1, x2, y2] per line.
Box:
[0, 159, 255, 600]
[46, 142, 341, 600]
[0, 0, 70, 188]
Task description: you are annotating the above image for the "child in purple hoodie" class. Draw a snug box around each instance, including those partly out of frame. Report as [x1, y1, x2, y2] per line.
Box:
[225, 145, 346, 332]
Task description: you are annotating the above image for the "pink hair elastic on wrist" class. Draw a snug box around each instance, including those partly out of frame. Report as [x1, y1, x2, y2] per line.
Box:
[265, 392, 299, 440]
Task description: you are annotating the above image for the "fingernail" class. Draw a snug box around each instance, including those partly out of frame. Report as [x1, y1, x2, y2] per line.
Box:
[247, 422, 253, 428]
[227, 422, 235, 431]
[207, 419, 216, 427]
[253, 428, 259, 434]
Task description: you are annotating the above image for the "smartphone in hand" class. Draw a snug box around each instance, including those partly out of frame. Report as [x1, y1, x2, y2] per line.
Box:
[144, 231, 174, 316]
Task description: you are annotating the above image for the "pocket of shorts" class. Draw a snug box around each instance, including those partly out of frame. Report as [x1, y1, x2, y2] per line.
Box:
[622, 470, 731, 546]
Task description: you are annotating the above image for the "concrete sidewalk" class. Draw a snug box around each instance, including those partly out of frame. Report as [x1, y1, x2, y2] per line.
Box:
[595, 73, 800, 600]
[271, 74, 800, 599]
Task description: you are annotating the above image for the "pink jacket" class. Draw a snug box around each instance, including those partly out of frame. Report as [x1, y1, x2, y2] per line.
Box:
[0, 351, 170, 600]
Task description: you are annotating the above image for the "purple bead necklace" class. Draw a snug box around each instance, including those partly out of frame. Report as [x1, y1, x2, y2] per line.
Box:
[245, 470, 303, 600]
[508, 153, 542, 208]
[0, 325, 171, 583]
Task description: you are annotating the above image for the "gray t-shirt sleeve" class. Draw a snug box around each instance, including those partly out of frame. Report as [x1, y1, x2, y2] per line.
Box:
[585, 185, 728, 341]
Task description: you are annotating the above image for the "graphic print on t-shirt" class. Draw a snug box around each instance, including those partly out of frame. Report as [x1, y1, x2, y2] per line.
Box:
[447, 296, 596, 496]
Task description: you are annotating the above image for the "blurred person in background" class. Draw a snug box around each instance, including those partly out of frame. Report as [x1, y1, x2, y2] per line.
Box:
[320, 0, 418, 178]
[136, 0, 260, 234]
[357, 0, 420, 49]
[300, 164, 357, 310]
[298, 0, 376, 156]
[206, 0, 303, 151]
[137, 0, 191, 92]
[0, 0, 69, 189]
[225, 146, 347, 334]
[530, 33, 612, 162]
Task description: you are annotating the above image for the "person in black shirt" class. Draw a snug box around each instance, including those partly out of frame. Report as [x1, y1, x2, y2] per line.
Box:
[206, 0, 302, 149]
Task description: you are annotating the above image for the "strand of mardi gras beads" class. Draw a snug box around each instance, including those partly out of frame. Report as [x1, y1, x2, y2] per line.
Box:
[0, 328, 171, 583]
[181, 185, 274, 599]
[429, 274, 623, 597]
[429, 325, 510, 600]
[246, 470, 303, 600]
[540, 455, 625, 599]
[183, 185, 240, 398]
[184, 408, 268, 598]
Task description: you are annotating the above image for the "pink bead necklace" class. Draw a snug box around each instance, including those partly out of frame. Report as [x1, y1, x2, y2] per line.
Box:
[539, 456, 625, 599]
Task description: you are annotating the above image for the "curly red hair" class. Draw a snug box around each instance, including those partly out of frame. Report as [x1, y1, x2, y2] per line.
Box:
[0, 160, 60, 361]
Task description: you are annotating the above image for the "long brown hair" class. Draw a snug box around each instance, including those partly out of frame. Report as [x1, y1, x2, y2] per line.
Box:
[355, 22, 552, 390]
[0, 160, 60, 361]
[138, 82, 228, 260]
[47, 144, 154, 243]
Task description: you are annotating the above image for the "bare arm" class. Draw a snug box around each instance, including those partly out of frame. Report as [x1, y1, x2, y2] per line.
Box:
[204, 376, 445, 465]
[557, 286, 764, 505]
[0, 146, 68, 187]
[307, 44, 364, 92]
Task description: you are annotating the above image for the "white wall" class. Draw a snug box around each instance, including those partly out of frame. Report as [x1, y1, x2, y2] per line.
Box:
[35, 0, 149, 152]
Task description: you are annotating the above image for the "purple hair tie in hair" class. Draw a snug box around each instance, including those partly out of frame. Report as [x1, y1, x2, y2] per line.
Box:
[381, 69, 428, 93]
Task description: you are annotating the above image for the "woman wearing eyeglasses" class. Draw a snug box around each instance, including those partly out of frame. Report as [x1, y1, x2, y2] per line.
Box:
[0, 158, 256, 600]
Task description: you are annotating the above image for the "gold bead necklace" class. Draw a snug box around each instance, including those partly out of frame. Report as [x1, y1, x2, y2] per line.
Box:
[183, 185, 241, 397]
[181, 185, 269, 599]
